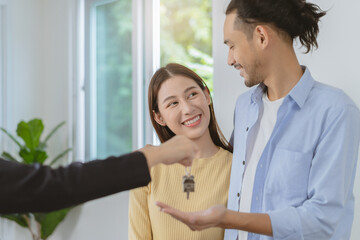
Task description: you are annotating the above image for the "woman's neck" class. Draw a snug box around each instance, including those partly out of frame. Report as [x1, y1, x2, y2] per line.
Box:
[193, 130, 219, 159]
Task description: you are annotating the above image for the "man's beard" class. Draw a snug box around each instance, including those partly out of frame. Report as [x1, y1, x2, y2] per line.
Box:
[244, 59, 263, 88]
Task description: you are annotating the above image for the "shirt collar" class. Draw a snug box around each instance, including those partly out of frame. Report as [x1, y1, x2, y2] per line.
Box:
[250, 66, 314, 108]
[251, 83, 266, 104]
[288, 66, 315, 109]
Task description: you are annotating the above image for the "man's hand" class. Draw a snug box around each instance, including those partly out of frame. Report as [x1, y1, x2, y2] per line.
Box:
[155, 201, 226, 231]
[156, 201, 273, 236]
[138, 135, 198, 168]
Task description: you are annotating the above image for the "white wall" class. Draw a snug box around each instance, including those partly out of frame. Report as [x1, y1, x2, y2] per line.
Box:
[213, 1, 246, 140]
[213, 0, 360, 239]
[10, 0, 44, 122]
[3, 0, 359, 239]
[8, 0, 70, 154]
[6, 0, 129, 239]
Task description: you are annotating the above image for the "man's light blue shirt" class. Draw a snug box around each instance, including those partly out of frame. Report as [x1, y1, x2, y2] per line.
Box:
[224, 67, 360, 240]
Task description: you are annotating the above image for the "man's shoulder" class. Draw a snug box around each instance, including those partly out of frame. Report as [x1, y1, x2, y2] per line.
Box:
[310, 81, 359, 110]
[306, 81, 360, 127]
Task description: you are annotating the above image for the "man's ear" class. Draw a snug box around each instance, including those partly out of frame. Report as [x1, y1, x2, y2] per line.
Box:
[153, 110, 166, 126]
[254, 25, 269, 49]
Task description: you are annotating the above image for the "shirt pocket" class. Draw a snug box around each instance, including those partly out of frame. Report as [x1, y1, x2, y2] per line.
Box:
[264, 148, 312, 207]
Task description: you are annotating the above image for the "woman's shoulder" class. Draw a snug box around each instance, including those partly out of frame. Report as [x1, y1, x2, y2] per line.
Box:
[197, 147, 232, 167]
[218, 147, 233, 160]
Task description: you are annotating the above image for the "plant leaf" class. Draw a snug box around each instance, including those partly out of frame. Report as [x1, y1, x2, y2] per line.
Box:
[19, 148, 47, 164]
[33, 150, 48, 164]
[0, 127, 23, 148]
[42, 121, 65, 146]
[49, 148, 72, 166]
[34, 208, 70, 239]
[1, 152, 19, 162]
[16, 119, 44, 151]
[0, 214, 29, 228]
[19, 148, 34, 164]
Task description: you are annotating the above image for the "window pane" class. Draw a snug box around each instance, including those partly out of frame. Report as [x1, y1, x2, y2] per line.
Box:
[95, 0, 132, 159]
[160, 0, 213, 91]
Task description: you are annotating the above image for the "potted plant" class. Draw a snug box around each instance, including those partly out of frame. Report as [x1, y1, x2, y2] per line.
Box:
[0, 118, 72, 240]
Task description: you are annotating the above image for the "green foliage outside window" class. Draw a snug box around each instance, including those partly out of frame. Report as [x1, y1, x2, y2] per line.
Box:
[160, 0, 213, 92]
[95, 1, 133, 158]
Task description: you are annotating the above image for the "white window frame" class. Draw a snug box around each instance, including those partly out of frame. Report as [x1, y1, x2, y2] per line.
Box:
[84, 0, 99, 160]
[82, 0, 158, 160]
[144, 0, 160, 145]
[67, 0, 85, 164]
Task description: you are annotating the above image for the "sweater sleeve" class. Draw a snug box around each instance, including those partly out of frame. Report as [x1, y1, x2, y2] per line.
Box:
[0, 151, 151, 213]
[128, 185, 153, 240]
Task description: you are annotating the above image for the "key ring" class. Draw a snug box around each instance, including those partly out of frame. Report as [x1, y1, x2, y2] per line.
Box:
[185, 166, 191, 176]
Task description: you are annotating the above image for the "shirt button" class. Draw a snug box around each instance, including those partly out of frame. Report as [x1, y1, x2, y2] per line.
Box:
[237, 193, 240, 197]
[242, 160, 245, 165]
[260, 164, 263, 168]
[256, 196, 259, 201]
[246, 127, 249, 132]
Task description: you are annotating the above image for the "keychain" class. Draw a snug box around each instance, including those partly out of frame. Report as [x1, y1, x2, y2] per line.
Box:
[182, 167, 195, 199]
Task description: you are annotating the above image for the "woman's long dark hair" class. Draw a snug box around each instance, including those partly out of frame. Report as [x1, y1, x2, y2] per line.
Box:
[226, 0, 326, 53]
[148, 63, 233, 153]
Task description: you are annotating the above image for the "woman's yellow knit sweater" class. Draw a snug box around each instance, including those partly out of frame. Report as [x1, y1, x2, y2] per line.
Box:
[129, 147, 232, 240]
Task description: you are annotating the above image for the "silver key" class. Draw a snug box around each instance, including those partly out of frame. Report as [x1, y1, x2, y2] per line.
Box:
[183, 174, 195, 200]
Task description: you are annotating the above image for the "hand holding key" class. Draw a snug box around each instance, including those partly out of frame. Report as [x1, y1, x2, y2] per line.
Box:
[139, 135, 198, 169]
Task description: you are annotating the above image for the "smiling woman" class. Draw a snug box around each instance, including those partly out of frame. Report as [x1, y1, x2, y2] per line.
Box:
[128, 63, 232, 240]
[154, 75, 212, 142]
[148, 63, 230, 152]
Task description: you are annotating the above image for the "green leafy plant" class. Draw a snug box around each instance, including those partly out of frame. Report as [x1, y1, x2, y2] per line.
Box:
[0, 119, 72, 240]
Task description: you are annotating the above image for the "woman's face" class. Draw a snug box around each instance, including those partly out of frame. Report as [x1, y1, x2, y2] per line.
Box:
[154, 75, 211, 140]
